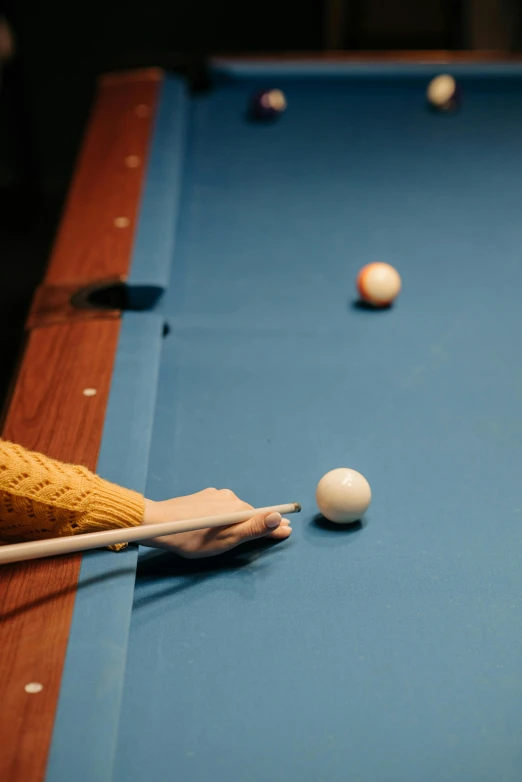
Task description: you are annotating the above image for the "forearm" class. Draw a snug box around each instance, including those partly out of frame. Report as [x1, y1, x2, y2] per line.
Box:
[0, 440, 144, 544]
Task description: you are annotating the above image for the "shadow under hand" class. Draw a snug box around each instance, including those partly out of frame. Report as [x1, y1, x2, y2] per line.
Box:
[133, 536, 288, 611]
[138, 536, 283, 578]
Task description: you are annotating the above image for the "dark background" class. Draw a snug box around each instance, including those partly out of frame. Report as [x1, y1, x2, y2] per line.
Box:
[0, 0, 520, 407]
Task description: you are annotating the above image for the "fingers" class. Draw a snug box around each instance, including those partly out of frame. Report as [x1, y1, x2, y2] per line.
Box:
[200, 488, 254, 511]
[218, 488, 238, 500]
[227, 512, 292, 545]
[266, 518, 292, 540]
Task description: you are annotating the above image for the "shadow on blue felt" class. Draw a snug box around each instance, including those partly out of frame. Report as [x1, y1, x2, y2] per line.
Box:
[350, 298, 393, 313]
[304, 513, 367, 548]
[0, 565, 137, 622]
[244, 110, 282, 125]
[132, 536, 290, 611]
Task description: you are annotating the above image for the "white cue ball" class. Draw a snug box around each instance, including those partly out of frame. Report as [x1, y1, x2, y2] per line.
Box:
[427, 74, 457, 108]
[357, 262, 402, 307]
[316, 468, 372, 523]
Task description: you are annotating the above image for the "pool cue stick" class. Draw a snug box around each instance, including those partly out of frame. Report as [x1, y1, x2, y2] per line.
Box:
[0, 502, 302, 565]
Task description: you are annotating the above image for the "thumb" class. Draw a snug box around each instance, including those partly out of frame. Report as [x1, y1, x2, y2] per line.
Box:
[232, 511, 282, 543]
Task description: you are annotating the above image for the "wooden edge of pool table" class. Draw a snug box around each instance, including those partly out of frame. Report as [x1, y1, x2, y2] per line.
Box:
[213, 50, 522, 63]
[41, 67, 163, 291]
[0, 68, 161, 782]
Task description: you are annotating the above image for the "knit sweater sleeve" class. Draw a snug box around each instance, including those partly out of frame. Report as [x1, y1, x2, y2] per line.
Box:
[0, 440, 144, 544]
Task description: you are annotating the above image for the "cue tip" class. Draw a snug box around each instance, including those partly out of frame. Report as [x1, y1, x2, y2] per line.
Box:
[293, 503, 302, 513]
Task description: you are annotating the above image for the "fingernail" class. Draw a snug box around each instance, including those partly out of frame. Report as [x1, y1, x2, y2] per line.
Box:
[281, 518, 291, 526]
[265, 512, 282, 528]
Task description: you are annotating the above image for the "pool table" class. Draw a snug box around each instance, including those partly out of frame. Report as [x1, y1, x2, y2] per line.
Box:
[2, 55, 522, 782]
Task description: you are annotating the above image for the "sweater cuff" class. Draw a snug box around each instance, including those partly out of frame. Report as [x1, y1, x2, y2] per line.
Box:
[88, 478, 145, 531]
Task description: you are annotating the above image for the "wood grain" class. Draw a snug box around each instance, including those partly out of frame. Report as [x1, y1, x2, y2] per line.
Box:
[0, 68, 161, 782]
[0, 320, 121, 782]
[45, 69, 161, 287]
[27, 282, 120, 329]
[214, 50, 522, 62]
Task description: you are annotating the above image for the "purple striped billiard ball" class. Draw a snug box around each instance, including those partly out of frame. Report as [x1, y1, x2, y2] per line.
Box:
[249, 89, 287, 120]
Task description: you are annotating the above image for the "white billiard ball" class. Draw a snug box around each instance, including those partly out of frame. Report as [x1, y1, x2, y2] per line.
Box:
[357, 262, 401, 307]
[427, 74, 460, 111]
[316, 468, 371, 524]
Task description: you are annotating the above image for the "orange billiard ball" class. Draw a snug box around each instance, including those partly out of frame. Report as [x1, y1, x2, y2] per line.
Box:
[357, 262, 402, 307]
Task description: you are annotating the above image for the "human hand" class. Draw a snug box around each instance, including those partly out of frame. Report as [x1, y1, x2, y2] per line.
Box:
[140, 488, 292, 558]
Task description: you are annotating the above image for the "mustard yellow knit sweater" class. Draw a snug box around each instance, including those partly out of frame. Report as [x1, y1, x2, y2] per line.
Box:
[0, 440, 144, 544]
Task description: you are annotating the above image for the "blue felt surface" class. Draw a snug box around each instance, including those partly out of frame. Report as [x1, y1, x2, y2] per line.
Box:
[108, 68, 522, 781]
[127, 76, 188, 307]
[46, 314, 164, 782]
